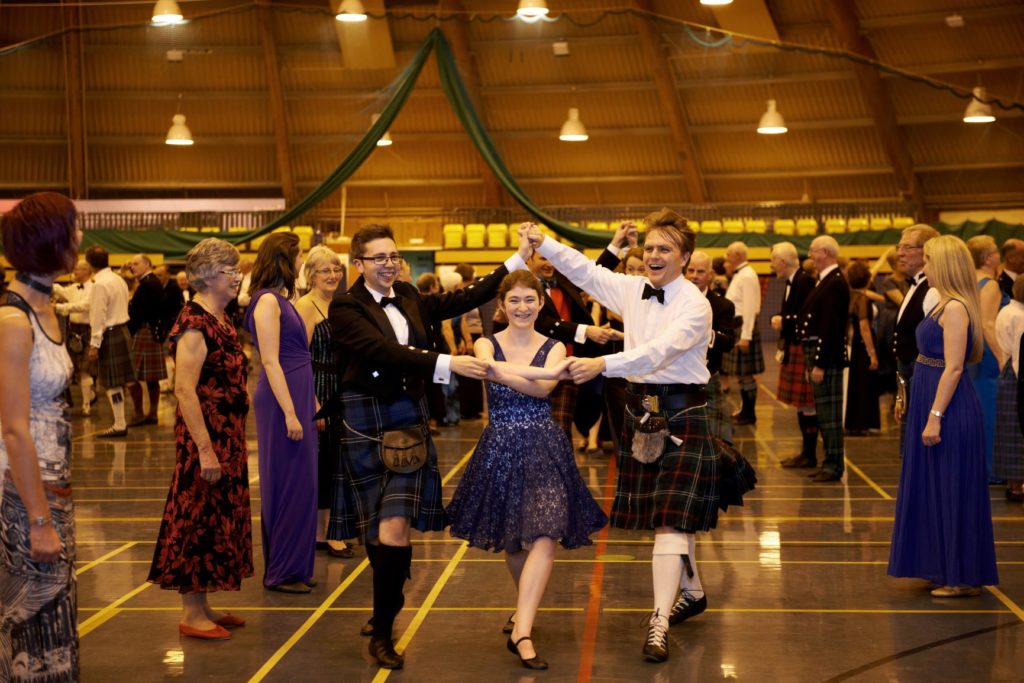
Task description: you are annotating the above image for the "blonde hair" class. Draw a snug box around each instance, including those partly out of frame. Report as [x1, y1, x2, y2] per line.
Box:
[923, 235, 983, 363]
[302, 245, 343, 288]
[965, 235, 997, 269]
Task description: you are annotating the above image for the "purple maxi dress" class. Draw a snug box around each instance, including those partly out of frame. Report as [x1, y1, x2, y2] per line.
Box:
[245, 290, 317, 587]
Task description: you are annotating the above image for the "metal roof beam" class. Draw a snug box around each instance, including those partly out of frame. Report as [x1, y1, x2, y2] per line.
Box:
[62, 0, 87, 199]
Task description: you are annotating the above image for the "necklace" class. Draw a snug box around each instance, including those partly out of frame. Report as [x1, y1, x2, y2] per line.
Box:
[14, 272, 54, 296]
[193, 294, 227, 325]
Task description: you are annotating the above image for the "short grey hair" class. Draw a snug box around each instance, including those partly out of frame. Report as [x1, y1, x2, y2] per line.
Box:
[726, 241, 748, 260]
[771, 241, 799, 266]
[811, 235, 840, 258]
[303, 245, 343, 287]
[185, 238, 240, 293]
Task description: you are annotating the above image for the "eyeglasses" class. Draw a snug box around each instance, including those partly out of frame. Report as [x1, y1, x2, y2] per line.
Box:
[219, 269, 242, 278]
[896, 244, 923, 252]
[354, 254, 404, 266]
[315, 267, 345, 276]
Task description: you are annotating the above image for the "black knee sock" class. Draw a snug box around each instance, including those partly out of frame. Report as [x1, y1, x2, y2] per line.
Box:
[365, 542, 378, 568]
[799, 413, 819, 460]
[372, 544, 412, 640]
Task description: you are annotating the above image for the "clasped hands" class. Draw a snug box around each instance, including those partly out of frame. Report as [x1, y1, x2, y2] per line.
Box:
[451, 355, 606, 384]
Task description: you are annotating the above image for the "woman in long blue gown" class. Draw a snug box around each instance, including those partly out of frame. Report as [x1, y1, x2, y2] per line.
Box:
[888, 236, 998, 597]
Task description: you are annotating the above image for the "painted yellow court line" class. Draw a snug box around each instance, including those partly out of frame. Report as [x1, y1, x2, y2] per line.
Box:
[440, 448, 475, 486]
[720, 515, 1024, 522]
[76, 517, 262, 523]
[78, 582, 153, 637]
[372, 541, 470, 683]
[433, 558, 1024, 566]
[844, 457, 895, 500]
[604, 607, 1013, 615]
[76, 542, 137, 575]
[80, 605, 584, 614]
[984, 586, 1024, 622]
[247, 558, 370, 683]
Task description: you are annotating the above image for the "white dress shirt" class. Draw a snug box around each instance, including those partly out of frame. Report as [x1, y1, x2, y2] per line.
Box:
[725, 262, 761, 341]
[996, 300, 1024, 377]
[88, 267, 131, 349]
[365, 252, 527, 385]
[54, 281, 92, 324]
[539, 240, 711, 384]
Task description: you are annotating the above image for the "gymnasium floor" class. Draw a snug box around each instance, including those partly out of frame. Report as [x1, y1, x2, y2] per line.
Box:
[73, 362, 1024, 682]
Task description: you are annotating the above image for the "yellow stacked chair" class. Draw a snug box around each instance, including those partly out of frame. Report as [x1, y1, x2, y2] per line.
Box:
[847, 217, 869, 232]
[465, 223, 486, 248]
[870, 216, 892, 231]
[701, 220, 723, 234]
[825, 218, 847, 234]
[773, 219, 796, 236]
[745, 219, 767, 234]
[487, 223, 508, 248]
[723, 219, 745, 234]
[796, 218, 819, 236]
[893, 216, 915, 230]
[443, 224, 465, 249]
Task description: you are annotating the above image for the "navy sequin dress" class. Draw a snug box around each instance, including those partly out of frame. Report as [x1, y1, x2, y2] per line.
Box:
[447, 336, 608, 553]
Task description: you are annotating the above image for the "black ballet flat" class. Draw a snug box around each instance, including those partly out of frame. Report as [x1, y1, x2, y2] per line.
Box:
[507, 636, 548, 670]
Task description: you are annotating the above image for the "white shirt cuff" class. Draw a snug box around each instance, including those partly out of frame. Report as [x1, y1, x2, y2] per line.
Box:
[434, 353, 452, 384]
[603, 354, 624, 378]
[504, 253, 527, 273]
[574, 324, 588, 344]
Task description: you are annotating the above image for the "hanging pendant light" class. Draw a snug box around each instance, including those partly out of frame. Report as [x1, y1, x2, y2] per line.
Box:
[757, 99, 788, 134]
[963, 86, 995, 123]
[151, 0, 184, 25]
[700, 0, 734, 5]
[371, 113, 392, 147]
[559, 108, 589, 142]
[335, 0, 368, 23]
[165, 114, 194, 146]
[517, 0, 549, 21]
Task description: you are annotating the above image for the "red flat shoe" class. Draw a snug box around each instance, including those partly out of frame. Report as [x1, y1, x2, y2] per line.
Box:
[214, 613, 246, 628]
[179, 623, 231, 640]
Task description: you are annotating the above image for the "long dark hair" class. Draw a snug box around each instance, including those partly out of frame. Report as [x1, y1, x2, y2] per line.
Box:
[249, 232, 300, 299]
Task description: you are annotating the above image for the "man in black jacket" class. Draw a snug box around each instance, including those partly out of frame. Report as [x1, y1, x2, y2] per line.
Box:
[893, 225, 940, 454]
[797, 236, 850, 482]
[999, 238, 1024, 299]
[126, 254, 168, 426]
[328, 224, 530, 670]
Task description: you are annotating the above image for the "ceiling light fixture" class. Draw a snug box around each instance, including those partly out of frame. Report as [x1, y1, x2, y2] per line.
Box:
[165, 114, 193, 146]
[757, 99, 788, 134]
[517, 0, 549, 22]
[335, 0, 368, 23]
[559, 107, 589, 142]
[963, 86, 995, 123]
[700, 0, 734, 6]
[151, 0, 184, 25]
[372, 113, 393, 147]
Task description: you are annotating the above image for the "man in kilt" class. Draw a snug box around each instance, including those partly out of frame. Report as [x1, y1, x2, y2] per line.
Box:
[126, 254, 168, 426]
[768, 242, 819, 468]
[85, 246, 137, 438]
[524, 210, 726, 664]
[686, 251, 737, 443]
[54, 260, 97, 415]
[723, 242, 764, 425]
[328, 224, 530, 670]
[796, 236, 850, 482]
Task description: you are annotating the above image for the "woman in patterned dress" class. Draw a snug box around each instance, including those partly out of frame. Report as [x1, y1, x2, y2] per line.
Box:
[147, 238, 253, 639]
[0, 192, 82, 681]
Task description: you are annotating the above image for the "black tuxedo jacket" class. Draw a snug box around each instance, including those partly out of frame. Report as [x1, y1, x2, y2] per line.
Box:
[329, 264, 509, 403]
[999, 271, 1015, 300]
[707, 290, 736, 375]
[779, 270, 816, 345]
[128, 272, 165, 337]
[797, 268, 850, 369]
[534, 270, 598, 357]
[894, 276, 930, 367]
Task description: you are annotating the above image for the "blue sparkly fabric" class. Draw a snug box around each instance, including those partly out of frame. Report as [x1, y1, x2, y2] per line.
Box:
[447, 336, 608, 553]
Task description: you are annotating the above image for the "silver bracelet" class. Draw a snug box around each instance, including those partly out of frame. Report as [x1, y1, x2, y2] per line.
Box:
[32, 514, 52, 527]
[929, 409, 943, 419]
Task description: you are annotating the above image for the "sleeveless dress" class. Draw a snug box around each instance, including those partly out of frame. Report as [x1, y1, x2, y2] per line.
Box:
[0, 292, 77, 681]
[148, 301, 254, 593]
[244, 290, 317, 587]
[447, 336, 607, 553]
[845, 290, 880, 432]
[309, 305, 339, 511]
[888, 311, 998, 587]
[967, 277, 1009, 480]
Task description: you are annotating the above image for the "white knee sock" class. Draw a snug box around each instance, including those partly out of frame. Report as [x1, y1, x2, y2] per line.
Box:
[652, 532, 687, 620]
[107, 388, 127, 430]
[80, 374, 94, 413]
[681, 533, 704, 599]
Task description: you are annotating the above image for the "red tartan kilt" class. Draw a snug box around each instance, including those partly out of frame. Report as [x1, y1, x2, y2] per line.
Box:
[777, 343, 815, 408]
[132, 327, 169, 381]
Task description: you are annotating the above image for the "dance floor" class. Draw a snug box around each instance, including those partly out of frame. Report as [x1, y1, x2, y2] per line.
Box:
[73, 360, 1024, 681]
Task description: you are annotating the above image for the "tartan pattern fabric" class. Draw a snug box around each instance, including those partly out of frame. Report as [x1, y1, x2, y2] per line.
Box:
[705, 374, 733, 444]
[804, 341, 844, 476]
[66, 322, 97, 377]
[549, 381, 579, 442]
[993, 361, 1024, 480]
[330, 390, 445, 543]
[777, 342, 815, 408]
[722, 322, 765, 376]
[131, 326, 168, 381]
[98, 324, 137, 388]
[611, 393, 721, 533]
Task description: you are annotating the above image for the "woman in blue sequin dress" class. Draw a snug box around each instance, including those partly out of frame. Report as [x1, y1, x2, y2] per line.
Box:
[447, 270, 608, 669]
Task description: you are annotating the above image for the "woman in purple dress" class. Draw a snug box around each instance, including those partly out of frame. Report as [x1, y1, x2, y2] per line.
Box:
[888, 235, 998, 597]
[244, 232, 317, 593]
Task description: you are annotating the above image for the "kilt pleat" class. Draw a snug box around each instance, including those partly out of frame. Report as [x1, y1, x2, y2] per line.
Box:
[777, 342, 815, 408]
[549, 381, 578, 441]
[98, 324, 137, 388]
[132, 326, 168, 381]
[993, 362, 1024, 480]
[330, 390, 446, 543]
[722, 322, 765, 376]
[705, 374, 733, 444]
[67, 322, 97, 377]
[804, 340, 845, 474]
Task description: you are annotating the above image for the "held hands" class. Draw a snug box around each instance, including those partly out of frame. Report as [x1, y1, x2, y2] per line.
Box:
[921, 416, 941, 447]
[285, 413, 304, 441]
[737, 339, 751, 352]
[770, 315, 782, 332]
[198, 445, 224, 484]
[88, 347, 99, 362]
[584, 324, 624, 345]
[567, 357, 606, 384]
[810, 366, 825, 385]
[451, 354, 489, 380]
[518, 222, 546, 249]
[612, 221, 639, 249]
[29, 524, 62, 563]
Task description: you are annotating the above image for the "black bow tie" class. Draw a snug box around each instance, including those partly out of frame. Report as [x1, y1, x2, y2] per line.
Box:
[641, 283, 665, 304]
[379, 295, 401, 308]
[540, 278, 557, 290]
[76, 284, 85, 290]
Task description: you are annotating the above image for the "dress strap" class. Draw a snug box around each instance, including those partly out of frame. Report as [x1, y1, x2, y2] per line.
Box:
[978, 277, 992, 289]
[531, 337, 558, 367]
[310, 299, 327, 321]
[487, 334, 506, 362]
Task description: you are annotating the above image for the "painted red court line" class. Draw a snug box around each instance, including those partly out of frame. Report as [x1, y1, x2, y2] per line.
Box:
[576, 454, 618, 683]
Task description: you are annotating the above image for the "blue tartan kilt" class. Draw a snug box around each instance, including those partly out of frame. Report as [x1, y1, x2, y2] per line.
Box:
[993, 361, 1024, 480]
[722, 322, 765, 376]
[331, 390, 446, 543]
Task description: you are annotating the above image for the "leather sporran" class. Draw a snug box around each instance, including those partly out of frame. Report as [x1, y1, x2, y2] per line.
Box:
[67, 331, 85, 354]
[630, 411, 669, 464]
[380, 428, 428, 474]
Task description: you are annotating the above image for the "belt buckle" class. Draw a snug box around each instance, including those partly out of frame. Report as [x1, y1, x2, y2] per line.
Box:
[641, 395, 660, 413]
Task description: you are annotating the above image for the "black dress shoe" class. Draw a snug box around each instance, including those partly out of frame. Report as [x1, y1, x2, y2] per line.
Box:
[369, 636, 404, 669]
[360, 618, 375, 637]
[642, 613, 669, 663]
[811, 470, 842, 482]
[668, 589, 707, 625]
[502, 613, 515, 634]
[265, 582, 312, 594]
[97, 426, 128, 438]
[781, 455, 817, 469]
[507, 636, 548, 670]
[327, 544, 355, 559]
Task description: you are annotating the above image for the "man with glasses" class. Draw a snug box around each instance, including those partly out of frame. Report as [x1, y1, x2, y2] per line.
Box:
[328, 224, 532, 670]
[126, 253, 170, 427]
[893, 225, 941, 455]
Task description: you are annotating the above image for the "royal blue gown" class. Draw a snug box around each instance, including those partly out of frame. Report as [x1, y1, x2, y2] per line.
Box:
[888, 313, 998, 587]
[447, 336, 607, 553]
